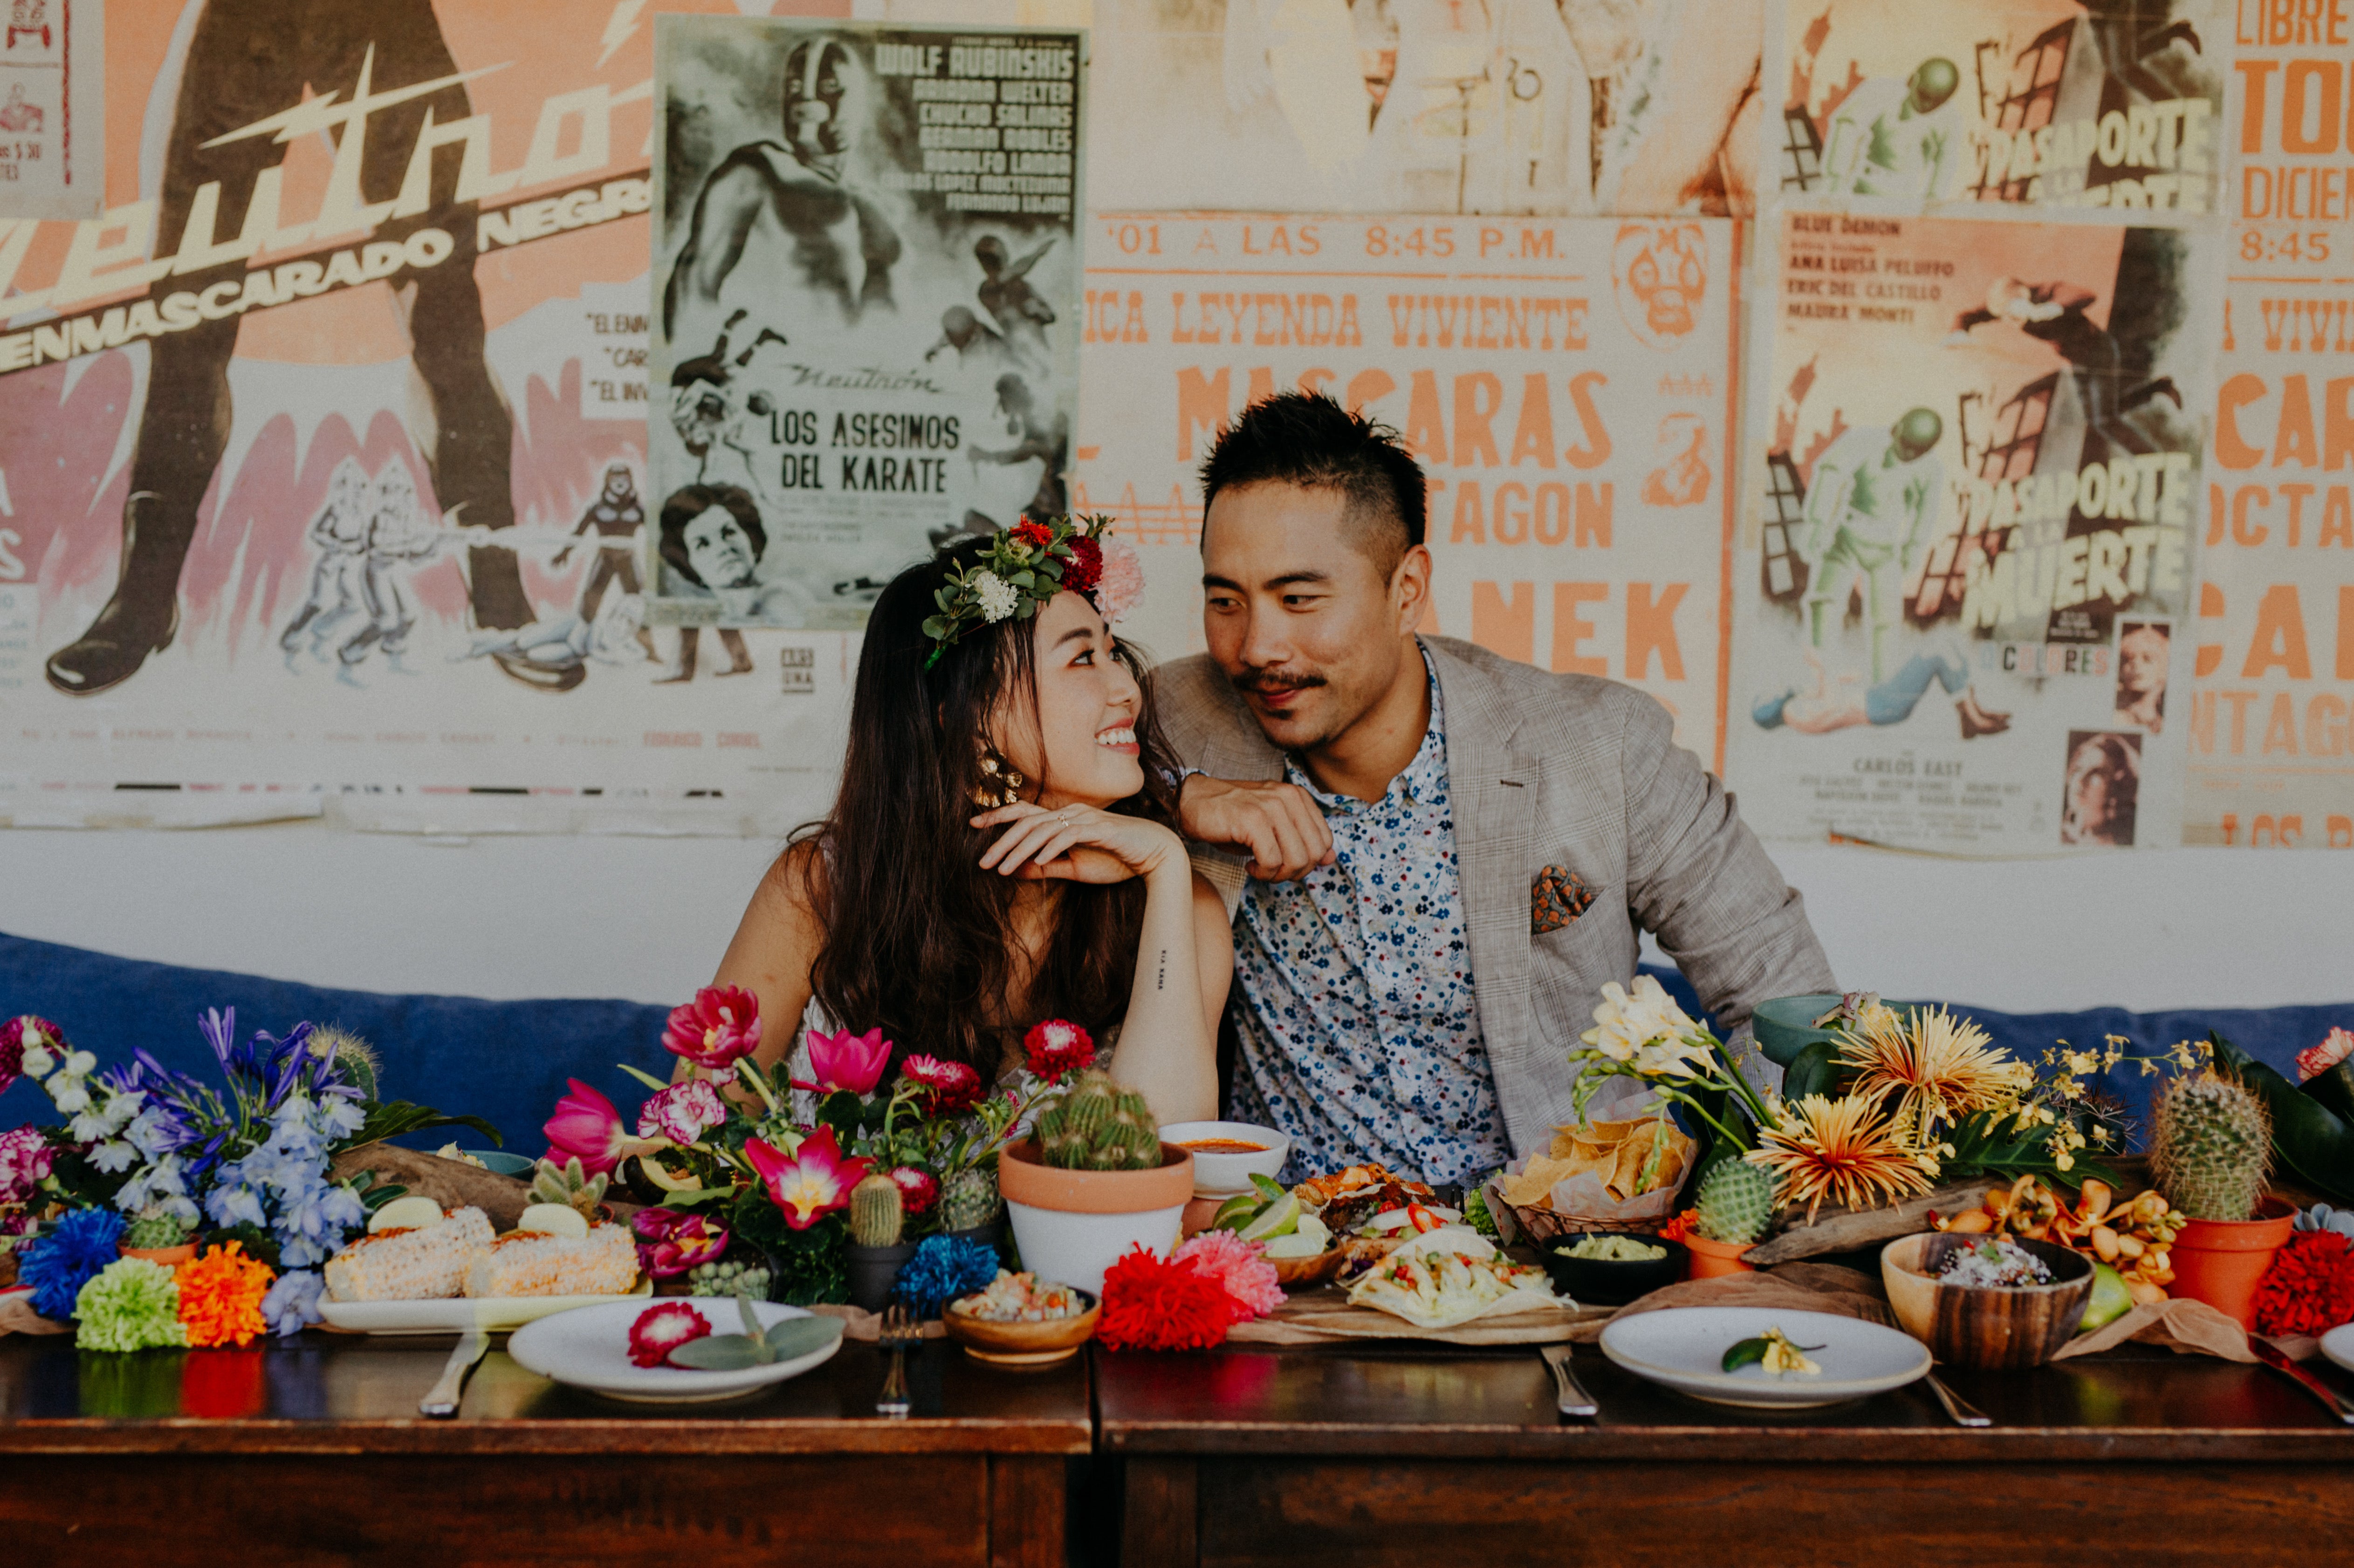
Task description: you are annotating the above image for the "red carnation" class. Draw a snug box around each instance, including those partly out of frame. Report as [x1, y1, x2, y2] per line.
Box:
[889, 1165, 940, 1215]
[901, 1054, 985, 1117]
[1010, 520, 1053, 550]
[627, 1301, 713, 1368]
[1023, 1019, 1095, 1083]
[2251, 1229, 2354, 1338]
[1062, 536, 1103, 596]
[1096, 1245, 1237, 1351]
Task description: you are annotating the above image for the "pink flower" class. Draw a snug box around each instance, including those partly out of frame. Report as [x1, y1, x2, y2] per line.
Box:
[794, 1026, 891, 1097]
[901, 1054, 984, 1117]
[1172, 1231, 1285, 1321]
[2299, 1027, 2354, 1084]
[636, 1080, 728, 1145]
[0, 1124, 52, 1205]
[0, 1016, 63, 1096]
[1091, 537, 1146, 624]
[631, 1207, 731, 1277]
[628, 1301, 713, 1367]
[1022, 1019, 1095, 1083]
[663, 986, 763, 1070]
[544, 1079, 632, 1175]
[889, 1166, 940, 1216]
[745, 1127, 871, 1230]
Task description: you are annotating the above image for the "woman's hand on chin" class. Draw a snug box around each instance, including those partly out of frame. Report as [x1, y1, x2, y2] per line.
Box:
[972, 801, 1185, 884]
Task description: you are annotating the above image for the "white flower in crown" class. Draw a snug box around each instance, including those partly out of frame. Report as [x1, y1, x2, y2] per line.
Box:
[1581, 975, 1700, 1067]
[971, 569, 1019, 623]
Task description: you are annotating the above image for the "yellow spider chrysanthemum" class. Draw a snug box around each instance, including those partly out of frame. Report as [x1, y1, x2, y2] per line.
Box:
[1749, 1094, 1938, 1224]
[1837, 1005, 2030, 1147]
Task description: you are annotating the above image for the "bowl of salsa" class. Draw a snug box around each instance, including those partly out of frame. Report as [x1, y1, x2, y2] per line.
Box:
[1160, 1120, 1290, 1197]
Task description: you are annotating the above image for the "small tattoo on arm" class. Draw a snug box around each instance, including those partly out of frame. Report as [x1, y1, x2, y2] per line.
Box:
[1156, 950, 1167, 991]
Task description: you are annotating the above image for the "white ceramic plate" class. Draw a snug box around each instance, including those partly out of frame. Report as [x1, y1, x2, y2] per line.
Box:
[2318, 1322, 2354, 1376]
[507, 1296, 844, 1404]
[1599, 1306, 1931, 1409]
[318, 1277, 652, 1335]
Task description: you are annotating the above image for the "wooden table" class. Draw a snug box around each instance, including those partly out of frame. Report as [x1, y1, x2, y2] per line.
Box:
[0, 1331, 1089, 1568]
[1098, 1342, 2354, 1568]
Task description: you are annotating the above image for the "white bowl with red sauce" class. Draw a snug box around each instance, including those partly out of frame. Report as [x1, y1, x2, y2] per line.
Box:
[1159, 1120, 1290, 1197]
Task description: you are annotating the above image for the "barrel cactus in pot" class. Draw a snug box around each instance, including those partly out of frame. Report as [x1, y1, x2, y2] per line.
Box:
[998, 1070, 1193, 1296]
[2151, 1068, 2292, 1325]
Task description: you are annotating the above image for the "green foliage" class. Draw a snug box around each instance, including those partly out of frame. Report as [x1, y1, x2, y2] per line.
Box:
[1462, 1180, 1500, 1242]
[666, 1295, 844, 1369]
[2212, 1033, 2354, 1205]
[2152, 1067, 2272, 1221]
[849, 1173, 905, 1248]
[729, 1188, 849, 1306]
[1037, 1071, 1160, 1171]
[1694, 1158, 1775, 1245]
[344, 1100, 501, 1153]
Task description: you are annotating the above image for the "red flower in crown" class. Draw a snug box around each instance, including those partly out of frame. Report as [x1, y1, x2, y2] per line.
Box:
[664, 986, 762, 1070]
[1062, 535, 1103, 596]
[1023, 1019, 1095, 1083]
[1010, 519, 1054, 550]
[901, 1054, 985, 1117]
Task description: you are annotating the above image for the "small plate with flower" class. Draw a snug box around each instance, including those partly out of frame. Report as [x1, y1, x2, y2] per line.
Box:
[508, 1296, 843, 1403]
[1599, 1305, 1930, 1409]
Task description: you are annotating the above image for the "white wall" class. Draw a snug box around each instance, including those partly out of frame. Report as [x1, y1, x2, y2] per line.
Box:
[1, 822, 2346, 1015]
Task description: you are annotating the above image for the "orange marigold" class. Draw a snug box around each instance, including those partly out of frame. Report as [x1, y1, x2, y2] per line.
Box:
[176, 1242, 276, 1349]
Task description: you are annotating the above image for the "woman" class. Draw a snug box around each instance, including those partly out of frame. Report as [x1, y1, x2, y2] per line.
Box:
[713, 517, 1228, 1123]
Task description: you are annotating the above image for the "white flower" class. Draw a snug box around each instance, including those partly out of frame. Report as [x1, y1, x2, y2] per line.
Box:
[1580, 976, 1703, 1071]
[971, 569, 1019, 623]
[20, 1044, 52, 1078]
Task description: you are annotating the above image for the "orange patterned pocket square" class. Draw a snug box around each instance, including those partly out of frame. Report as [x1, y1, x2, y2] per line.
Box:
[1531, 866, 1595, 934]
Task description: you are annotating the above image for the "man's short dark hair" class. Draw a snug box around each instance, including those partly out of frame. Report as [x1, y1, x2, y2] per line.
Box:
[1198, 392, 1427, 574]
[658, 483, 765, 587]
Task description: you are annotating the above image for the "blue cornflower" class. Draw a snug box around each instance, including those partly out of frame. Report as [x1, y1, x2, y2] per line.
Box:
[17, 1207, 128, 1321]
[892, 1235, 1002, 1319]
[261, 1268, 325, 1337]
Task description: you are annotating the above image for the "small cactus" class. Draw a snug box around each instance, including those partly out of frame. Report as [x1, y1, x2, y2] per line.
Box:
[1037, 1070, 1161, 1171]
[123, 1210, 192, 1251]
[688, 1258, 773, 1301]
[1694, 1158, 1776, 1245]
[2152, 1068, 2272, 1222]
[528, 1155, 609, 1221]
[850, 1172, 906, 1248]
[938, 1166, 1002, 1232]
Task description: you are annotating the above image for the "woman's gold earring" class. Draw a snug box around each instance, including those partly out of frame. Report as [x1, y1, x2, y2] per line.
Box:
[974, 745, 1026, 808]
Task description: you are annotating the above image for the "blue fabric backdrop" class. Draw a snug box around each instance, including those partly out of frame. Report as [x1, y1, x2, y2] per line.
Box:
[0, 929, 2344, 1160]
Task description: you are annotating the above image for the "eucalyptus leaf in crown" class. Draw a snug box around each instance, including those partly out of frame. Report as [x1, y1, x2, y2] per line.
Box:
[920, 514, 1144, 668]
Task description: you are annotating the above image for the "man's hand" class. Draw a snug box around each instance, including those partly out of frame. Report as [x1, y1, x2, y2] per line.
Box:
[1178, 774, 1334, 881]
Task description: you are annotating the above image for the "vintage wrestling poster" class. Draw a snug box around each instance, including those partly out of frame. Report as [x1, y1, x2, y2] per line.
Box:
[0, 0, 101, 220]
[647, 16, 1084, 633]
[1085, 0, 1762, 219]
[2180, 6, 2354, 849]
[1765, 0, 2227, 224]
[1077, 213, 1740, 766]
[0, 0, 858, 834]
[1725, 211, 2220, 851]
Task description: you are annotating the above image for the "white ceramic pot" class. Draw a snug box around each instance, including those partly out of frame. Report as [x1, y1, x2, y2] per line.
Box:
[997, 1138, 1195, 1298]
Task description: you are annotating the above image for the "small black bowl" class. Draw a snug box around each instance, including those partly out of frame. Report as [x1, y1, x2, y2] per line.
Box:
[1540, 1232, 1688, 1307]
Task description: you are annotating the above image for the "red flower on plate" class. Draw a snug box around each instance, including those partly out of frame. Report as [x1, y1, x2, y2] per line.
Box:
[663, 986, 763, 1070]
[629, 1302, 714, 1368]
[901, 1054, 984, 1117]
[1022, 1019, 1095, 1083]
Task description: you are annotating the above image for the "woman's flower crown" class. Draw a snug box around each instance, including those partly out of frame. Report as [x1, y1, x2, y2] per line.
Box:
[921, 514, 1145, 668]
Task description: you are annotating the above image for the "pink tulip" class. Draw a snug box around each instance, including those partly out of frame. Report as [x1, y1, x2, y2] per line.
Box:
[630, 1207, 731, 1278]
[793, 1026, 892, 1097]
[745, 1127, 871, 1230]
[663, 986, 763, 1070]
[543, 1078, 631, 1175]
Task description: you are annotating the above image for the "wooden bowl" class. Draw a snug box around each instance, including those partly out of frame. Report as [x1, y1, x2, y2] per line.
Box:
[1881, 1232, 2094, 1369]
[941, 1291, 1100, 1366]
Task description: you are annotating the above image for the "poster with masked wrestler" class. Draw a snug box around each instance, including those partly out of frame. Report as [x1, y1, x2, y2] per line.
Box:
[1724, 211, 2218, 853]
[1084, 0, 1762, 219]
[1764, 0, 2227, 225]
[0, 1, 858, 835]
[1077, 212, 1740, 769]
[648, 17, 1085, 633]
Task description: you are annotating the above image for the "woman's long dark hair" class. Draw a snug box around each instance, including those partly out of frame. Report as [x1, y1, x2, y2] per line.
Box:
[790, 535, 1184, 1075]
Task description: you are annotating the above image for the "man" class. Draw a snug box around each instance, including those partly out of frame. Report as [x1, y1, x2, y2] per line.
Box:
[973, 233, 1058, 364]
[1160, 393, 1833, 1183]
[1823, 57, 1961, 201]
[1798, 408, 1944, 683]
[653, 482, 809, 683]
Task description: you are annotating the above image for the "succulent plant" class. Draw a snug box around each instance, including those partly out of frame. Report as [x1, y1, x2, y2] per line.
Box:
[938, 1165, 1002, 1233]
[123, 1210, 193, 1251]
[687, 1258, 773, 1301]
[1694, 1157, 1776, 1245]
[1036, 1070, 1162, 1171]
[2151, 1068, 2272, 1222]
[528, 1155, 609, 1221]
[850, 1172, 906, 1248]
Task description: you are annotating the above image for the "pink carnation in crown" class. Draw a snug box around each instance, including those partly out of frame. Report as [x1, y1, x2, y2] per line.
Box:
[2299, 1027, 2354, 1084]
[1091, 536, 1146, 624]
[636, 1079, 728, 1145]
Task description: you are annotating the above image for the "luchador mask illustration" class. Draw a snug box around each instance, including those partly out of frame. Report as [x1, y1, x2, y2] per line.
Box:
[783, 38, 854, 161]
[1611, 223, 1707, 350]
[602, 463, 637, 502]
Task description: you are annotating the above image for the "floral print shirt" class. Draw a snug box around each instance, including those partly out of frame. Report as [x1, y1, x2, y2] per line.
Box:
[1228, 653, 1508, 1187]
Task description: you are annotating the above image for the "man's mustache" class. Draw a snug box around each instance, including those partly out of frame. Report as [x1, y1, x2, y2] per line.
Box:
[1233, 670, 1326, 696]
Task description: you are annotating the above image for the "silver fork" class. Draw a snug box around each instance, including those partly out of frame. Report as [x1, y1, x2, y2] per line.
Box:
[876, 1304, 916, 1419]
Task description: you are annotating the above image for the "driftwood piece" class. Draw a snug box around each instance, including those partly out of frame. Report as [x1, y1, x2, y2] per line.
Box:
[328, 1142, 644, 1231]
[1746, 1178, 1998, 1266]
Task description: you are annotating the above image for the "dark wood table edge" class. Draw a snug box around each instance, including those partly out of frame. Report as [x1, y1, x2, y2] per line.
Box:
[1095, 1421, 2354, 1461]
[0, 1416, 1094, 1455]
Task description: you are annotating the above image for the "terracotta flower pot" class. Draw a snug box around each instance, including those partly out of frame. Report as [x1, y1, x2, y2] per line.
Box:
[997, 1138, 1194, 1297]
[120, 1242, 198, 1267]
[2167, 1195, 2296, 1327]
[1682, 1232, 1756, 1279]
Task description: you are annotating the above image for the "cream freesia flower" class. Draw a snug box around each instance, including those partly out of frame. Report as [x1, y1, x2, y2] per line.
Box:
[1582, 975, 1701, 1067]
